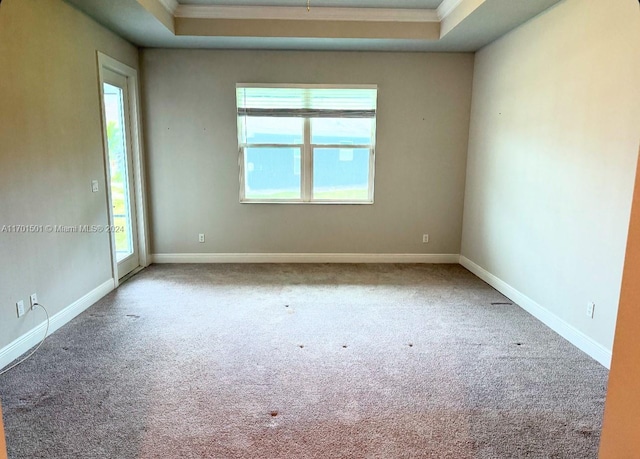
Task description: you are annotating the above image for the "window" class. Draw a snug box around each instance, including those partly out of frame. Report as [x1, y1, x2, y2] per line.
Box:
[236, 84, 378, 203]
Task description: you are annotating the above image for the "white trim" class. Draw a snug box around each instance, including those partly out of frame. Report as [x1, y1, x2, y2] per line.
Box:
[459, 256, 612, 368]
[237, 83, 378, 90]
[97, 52, 151, 285]
[152, 253, 461, 264]
[175, 5, 440, 23]
[157, 0, 178, 14]
[239, 199, 373, 205]
[437, 0, 465, 19]
[0, 279, 114, 371]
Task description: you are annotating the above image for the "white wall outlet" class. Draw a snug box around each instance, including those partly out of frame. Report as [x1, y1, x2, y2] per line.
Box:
[91, 180, 99, 192]
[16, 300, 25, 318]
[422, 234, 429, 243]
[30, 293, 38, 310]
[586, 302, 595, 318]
[198, 233, 205, 243]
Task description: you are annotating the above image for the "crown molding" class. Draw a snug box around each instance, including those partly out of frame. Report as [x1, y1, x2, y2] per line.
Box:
[157, 0, 178, 14]
[174, 5, 440, 23]
[437, 0, 464, 19]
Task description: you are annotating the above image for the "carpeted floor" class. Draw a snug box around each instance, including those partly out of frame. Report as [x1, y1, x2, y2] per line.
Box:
[0, 264, 608, 458]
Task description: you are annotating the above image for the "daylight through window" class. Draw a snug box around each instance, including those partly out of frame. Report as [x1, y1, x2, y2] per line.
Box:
[236, 84, 378, 203]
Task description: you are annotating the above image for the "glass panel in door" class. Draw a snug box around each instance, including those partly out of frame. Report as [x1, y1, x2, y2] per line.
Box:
[102, 70, 139, 278]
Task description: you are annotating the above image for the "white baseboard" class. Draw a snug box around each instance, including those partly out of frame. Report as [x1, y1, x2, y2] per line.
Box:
[151, 253, 462, 264]
[0, 279, 115, 371]
[2, 257, 610, 372]
[459, 256, 612, 368]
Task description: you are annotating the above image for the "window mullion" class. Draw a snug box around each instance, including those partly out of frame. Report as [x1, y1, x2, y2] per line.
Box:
[302, 118, 312, 202]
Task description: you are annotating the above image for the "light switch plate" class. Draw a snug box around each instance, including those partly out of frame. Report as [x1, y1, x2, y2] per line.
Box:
[16, 300, 25, 318]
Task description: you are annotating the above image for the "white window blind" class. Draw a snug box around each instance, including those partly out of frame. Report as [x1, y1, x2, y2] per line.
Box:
[236, 85, 377, 119]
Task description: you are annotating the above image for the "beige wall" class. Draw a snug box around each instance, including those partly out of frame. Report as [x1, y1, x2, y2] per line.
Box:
[142, 50, 474, 255]
[0, 0, 138, 350]
[175, 18, 440, 40]
[461, 0, 640, 352]
[600, 148, 640, 457]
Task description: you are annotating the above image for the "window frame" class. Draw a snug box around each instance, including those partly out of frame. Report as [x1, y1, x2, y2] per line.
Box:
[237, 83, 377, 205]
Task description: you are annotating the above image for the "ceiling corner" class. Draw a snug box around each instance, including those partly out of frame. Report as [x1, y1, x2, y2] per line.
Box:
[158, 0, 179, 14]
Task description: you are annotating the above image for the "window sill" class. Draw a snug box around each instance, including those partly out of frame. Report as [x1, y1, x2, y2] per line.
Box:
[240, 200, 374, 205]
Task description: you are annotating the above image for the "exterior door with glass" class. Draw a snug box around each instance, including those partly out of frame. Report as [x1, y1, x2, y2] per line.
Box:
[101, 69, 139, 279]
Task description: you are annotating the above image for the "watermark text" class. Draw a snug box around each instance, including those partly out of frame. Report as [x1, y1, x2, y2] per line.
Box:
[1, 225, 124, 233]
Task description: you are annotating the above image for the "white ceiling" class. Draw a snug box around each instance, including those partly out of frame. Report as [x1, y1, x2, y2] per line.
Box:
[64, 0, 564, 51]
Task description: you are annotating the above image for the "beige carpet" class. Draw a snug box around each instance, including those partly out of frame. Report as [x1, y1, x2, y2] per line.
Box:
[0, 264, 607, 458]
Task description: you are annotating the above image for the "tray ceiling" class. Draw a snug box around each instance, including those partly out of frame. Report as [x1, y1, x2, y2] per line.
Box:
[63, 0, 564, 51]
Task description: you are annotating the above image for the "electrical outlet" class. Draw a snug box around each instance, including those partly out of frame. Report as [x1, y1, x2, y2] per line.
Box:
[30, 293, 38, 310]
[198, 233, 205, 243]
[422, 234, 429, 243]
[586, 302, 595, 319]
[16, 300, 25, 318]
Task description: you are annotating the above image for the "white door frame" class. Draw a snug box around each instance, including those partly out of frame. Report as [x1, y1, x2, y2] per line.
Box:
[97, 52, 150, 287]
